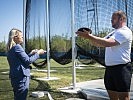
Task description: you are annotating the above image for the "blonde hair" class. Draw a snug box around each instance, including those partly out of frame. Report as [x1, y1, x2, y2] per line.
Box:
[7, 28, 22, 51]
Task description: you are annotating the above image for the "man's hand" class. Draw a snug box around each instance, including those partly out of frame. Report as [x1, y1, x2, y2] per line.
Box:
[76, 27, 92, 38]
[37, 49, 46, 55]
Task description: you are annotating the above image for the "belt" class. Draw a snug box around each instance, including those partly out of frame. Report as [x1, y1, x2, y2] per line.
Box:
[105, 62, 131, 68]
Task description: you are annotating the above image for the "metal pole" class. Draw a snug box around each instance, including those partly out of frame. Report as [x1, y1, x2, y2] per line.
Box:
[46, 0, 50, 78]
[125, 0, 128, 27]
[23, 0, 26, 50]
[71, 0, 76, 89]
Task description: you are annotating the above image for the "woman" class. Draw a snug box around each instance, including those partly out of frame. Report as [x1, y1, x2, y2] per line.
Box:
[7, 28, 45, 100]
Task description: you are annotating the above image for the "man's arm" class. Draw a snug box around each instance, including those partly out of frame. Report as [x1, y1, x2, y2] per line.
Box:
[76, 30, 119, 47]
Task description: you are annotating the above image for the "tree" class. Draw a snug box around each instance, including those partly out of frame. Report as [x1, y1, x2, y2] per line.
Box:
[0, 41, 6, 52]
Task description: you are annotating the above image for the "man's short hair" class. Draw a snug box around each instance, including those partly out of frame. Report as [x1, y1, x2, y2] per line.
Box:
[113, 10, 127, 22]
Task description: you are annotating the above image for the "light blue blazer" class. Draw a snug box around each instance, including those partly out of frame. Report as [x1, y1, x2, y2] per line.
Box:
[7, 44, 39, 78]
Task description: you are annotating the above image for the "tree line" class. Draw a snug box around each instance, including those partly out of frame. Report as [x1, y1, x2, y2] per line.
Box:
[0, 31, 133, 53]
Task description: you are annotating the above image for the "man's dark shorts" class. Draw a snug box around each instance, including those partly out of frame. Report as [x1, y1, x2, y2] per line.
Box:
[104, 63, 132, 92]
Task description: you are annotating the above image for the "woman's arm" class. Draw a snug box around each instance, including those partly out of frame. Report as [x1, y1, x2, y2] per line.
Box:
[14, 44, 40, 66]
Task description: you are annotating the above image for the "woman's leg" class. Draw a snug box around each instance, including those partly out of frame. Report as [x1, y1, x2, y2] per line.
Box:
[11, 76, 30, 100]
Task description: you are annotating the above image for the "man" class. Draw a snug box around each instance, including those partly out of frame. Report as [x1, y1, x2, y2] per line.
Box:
[76, 10, 132, 100]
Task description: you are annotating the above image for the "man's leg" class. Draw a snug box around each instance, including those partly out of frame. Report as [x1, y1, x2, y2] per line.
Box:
[105, 63, 132, 100]
[107, 90, 130, 100]
[107, 90, 118, 100]
[117, 92, 130, 100]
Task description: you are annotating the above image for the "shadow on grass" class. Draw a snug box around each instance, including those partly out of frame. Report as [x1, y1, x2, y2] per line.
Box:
[31, 78, 51, 91]
[0, 70, 10, 80]
[0, 69, 9, 72]
[30, 77, 83, 99]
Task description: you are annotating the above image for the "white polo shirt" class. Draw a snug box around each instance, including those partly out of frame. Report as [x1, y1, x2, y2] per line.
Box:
[105, 26, 132, 66]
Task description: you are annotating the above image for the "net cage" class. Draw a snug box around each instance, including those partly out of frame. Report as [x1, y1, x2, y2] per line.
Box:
[25, 0, 133, 68]
[25, 0, 47, 68]
[75, 0, 133, 65]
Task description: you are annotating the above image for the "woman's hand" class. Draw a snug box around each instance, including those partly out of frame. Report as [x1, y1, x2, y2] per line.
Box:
[30, 49, 38, 54]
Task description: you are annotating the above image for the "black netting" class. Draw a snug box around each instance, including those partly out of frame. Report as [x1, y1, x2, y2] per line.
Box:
[76, 44, 105, 66]
[49, 0, 72, 65]
[25, 0, 47, 68]
[50, 48, 72, 65]
[32, 59, 47, 68]
[24, 0, 133, 68]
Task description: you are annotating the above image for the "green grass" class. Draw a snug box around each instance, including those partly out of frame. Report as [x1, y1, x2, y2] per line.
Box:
[0, 56, 105, 100]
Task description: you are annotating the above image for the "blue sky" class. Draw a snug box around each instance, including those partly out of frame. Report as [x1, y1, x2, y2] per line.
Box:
[0, 0, 71, 42]
[0, 0, 23, 42]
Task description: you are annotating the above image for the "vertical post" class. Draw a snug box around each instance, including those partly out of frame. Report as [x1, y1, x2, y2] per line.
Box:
[71, 0, 76, 89]
[23, 0, 26, 50]
[125, 0, 128, 27]
[46, 0, 50, 78]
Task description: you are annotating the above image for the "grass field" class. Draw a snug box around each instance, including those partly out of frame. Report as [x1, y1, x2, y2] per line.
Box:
[0, 56, 105, 100]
